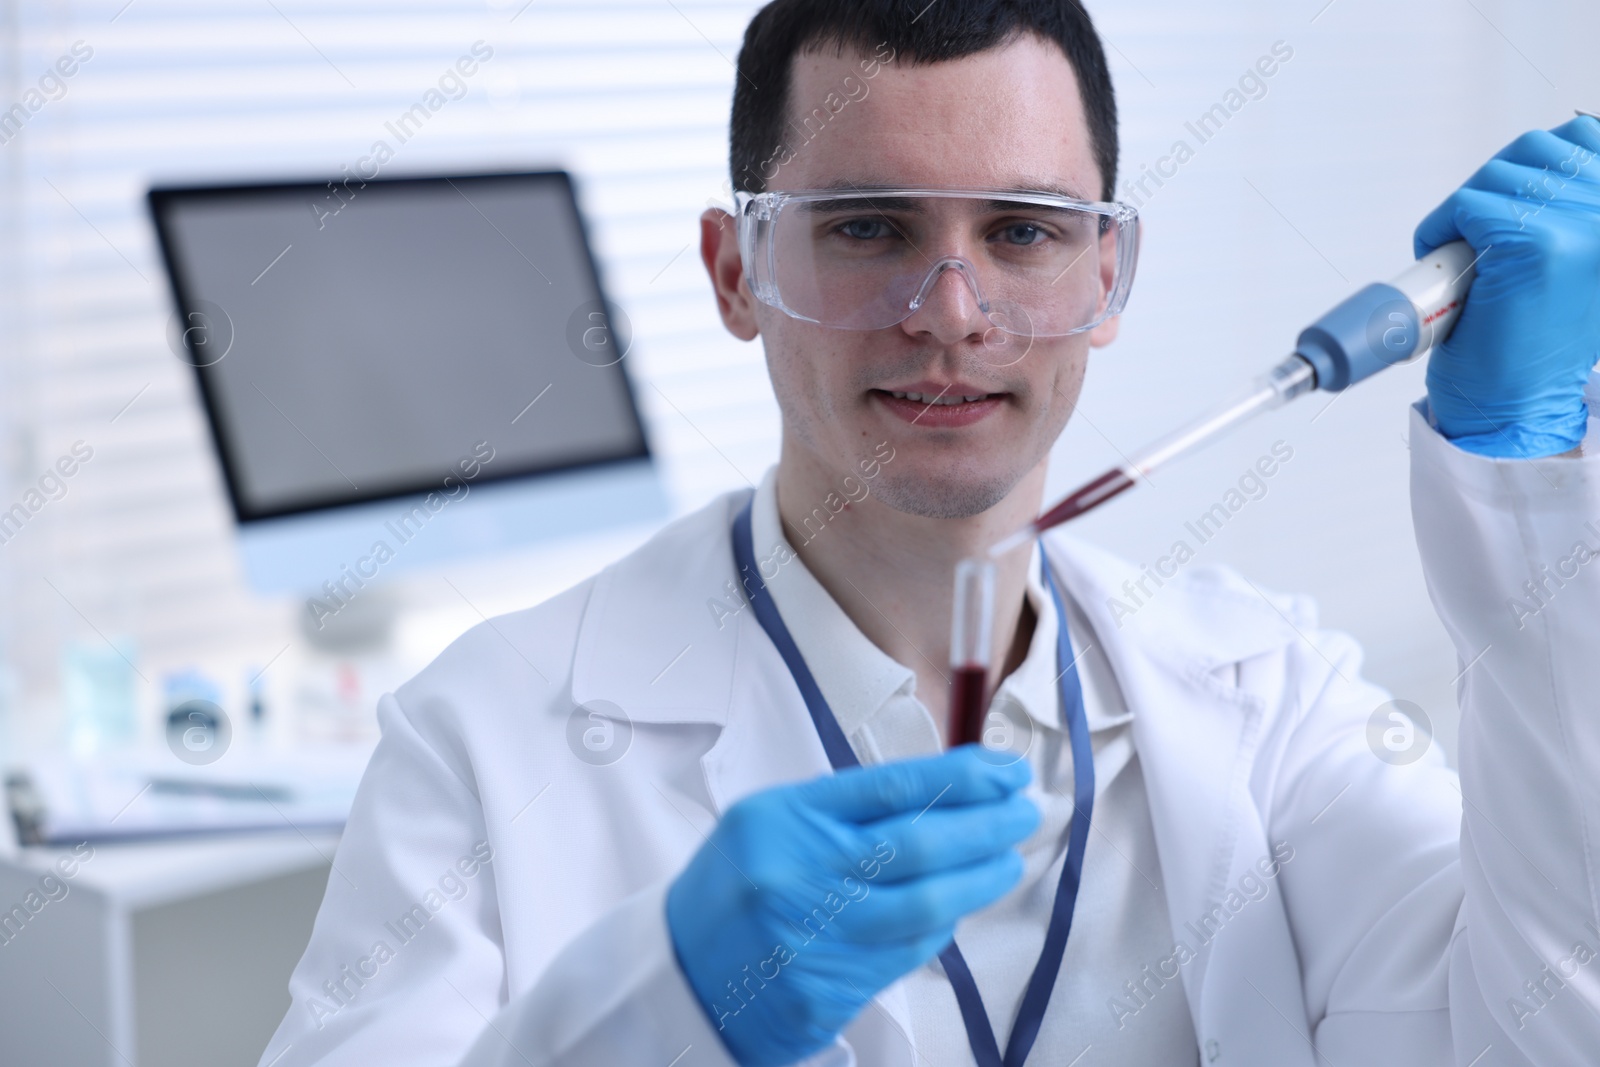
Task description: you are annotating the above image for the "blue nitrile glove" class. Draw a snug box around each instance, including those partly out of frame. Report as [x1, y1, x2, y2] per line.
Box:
[1414, 115, 1600, 458]
[666, 746, 1038, 1067]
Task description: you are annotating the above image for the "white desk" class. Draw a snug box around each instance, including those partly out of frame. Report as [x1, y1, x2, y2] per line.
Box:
[0, 830, 339, 1067]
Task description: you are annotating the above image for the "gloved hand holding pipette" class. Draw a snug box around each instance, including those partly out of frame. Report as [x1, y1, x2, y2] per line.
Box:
[1416, 115, 1600, 458]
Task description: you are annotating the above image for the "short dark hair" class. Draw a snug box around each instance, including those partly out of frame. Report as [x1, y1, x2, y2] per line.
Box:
[729, 0, 1119, 200]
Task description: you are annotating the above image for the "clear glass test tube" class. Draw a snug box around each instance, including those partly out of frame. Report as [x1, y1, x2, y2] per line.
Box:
[948, 556, 996, 747]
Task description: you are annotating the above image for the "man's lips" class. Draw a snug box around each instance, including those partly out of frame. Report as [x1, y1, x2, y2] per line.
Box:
[869, 387, 1008, 428]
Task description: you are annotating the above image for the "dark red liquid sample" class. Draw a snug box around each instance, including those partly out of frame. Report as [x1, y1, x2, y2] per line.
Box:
[949, 664, 989, 748]
[947, 469, 1134, 749]
[1032, 467, 1137, 534]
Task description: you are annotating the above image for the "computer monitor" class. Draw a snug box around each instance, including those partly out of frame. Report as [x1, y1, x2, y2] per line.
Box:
[148, 170, 667, 598]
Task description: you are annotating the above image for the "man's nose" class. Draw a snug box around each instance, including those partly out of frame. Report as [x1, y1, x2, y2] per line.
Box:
[900, 259, 991, 345]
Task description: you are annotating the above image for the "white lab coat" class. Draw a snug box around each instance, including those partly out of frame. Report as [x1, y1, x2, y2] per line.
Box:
[260, 395, 1600, 1067]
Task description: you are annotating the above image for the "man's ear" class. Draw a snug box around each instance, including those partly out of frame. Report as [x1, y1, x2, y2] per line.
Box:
[701, 207, 760, 341]
[1089, 215, 1139, 348]
[1089, 314, 1120, 347]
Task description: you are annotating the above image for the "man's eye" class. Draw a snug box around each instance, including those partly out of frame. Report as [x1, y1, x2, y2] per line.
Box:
[835, 218, 895, 241]
[996, 222, 1049, 246]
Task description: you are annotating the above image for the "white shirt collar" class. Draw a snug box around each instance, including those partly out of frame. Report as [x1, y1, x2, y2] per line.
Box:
[748, 466, 1130, 745]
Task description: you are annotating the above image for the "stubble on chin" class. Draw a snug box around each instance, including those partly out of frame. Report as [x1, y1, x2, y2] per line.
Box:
[867, 465, 1018, 520]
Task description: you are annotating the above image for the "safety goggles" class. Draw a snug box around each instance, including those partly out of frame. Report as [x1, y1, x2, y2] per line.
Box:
[734, 185, 1139, 341]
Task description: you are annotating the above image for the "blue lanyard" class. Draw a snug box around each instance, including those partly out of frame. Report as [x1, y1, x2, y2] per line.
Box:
[731, 494, 1094, 1067]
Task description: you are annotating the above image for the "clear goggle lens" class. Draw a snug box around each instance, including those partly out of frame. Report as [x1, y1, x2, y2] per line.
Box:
[737, 188, 1139, 348]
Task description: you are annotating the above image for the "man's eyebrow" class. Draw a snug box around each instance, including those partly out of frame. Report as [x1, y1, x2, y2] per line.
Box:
[996, 177, 1093, 201]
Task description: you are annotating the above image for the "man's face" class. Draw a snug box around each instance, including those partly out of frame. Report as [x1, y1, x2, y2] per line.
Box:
[703, 31, 1121, 519]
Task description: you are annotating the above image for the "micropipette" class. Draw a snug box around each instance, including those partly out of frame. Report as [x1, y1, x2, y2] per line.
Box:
[948, 238, 1481, 748]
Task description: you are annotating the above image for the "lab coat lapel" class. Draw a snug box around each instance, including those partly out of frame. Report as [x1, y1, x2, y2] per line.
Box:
[569, 492, 745, 726]
[568, 488, 835, 798]
[1043, 534, 1317, 1067]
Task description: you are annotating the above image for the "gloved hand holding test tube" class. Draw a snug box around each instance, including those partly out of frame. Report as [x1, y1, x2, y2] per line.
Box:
[948, 236, 1483, 748]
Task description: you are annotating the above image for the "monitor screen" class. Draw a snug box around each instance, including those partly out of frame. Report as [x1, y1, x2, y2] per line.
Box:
[149, 171, 649, 523]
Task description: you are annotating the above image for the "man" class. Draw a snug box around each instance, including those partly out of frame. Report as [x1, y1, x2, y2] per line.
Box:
[260, 2, 1600, 1065]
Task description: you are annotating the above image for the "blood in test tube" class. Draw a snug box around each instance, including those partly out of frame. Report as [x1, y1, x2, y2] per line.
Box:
[948, 663, 989, 748]
[948, 557, 995, 749]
